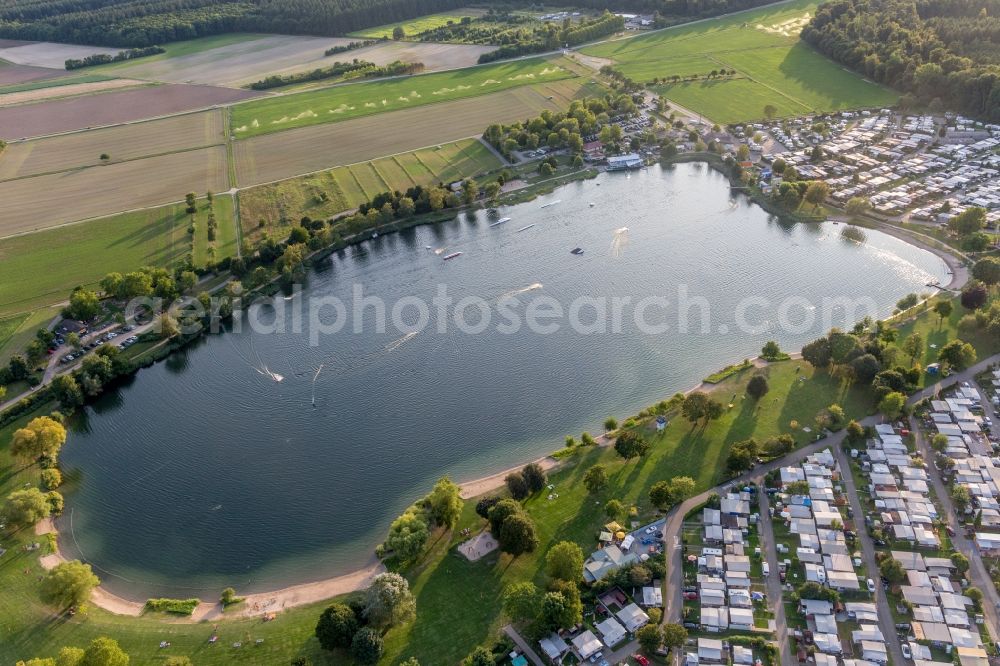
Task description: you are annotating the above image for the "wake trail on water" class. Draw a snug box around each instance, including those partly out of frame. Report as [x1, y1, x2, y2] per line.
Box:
[611, 226, 629, 257]
[495, 282, 543, 302]
[308, 331, 418, 406]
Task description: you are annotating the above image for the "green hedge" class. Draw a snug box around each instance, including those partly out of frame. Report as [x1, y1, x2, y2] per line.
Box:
[144, 598, 200, 615]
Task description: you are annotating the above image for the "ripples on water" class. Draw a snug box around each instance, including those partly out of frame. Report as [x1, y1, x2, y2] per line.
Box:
[58, 163, 949, 597]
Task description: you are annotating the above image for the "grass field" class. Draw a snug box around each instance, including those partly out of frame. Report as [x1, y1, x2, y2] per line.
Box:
[348, 9, 486, 39]
[233, 78, 603, 186]
[0, 306, 62, 364]
[239, 139, 501, 238]
[230, 56, 576, 138]
[656, 78, 809, 124]
[581, 0, 897, 123]
[0, 146, 230, 235]
[0, 196, 236, 317]
[0, 109, 226, 181]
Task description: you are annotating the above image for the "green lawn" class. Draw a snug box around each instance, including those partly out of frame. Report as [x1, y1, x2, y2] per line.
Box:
[654, 78, 809, 123]
[581, 0, 897, 123]
[230, 57, 576, 138]
[0, 196, 236, 318]
[347, 9, 484, 39]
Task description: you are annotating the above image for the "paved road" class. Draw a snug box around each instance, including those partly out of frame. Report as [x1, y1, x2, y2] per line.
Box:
[757, 488, 794, 665]
[833, 443, 906, 666]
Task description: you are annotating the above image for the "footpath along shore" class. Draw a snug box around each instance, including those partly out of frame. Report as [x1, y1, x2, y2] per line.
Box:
[29, 202, 970, 620]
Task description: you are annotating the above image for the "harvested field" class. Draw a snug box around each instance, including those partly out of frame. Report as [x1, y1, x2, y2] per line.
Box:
[0, 146, 229, 234]
[0, 196, 234, 316]
[0, 61, 63, 86]
[0, 72, 115, 94]
[238, 139, 501, 238]
[110, 34, 491, 87]
[0, 77, 143, 107]
[0, 41, 119, 69]
[0, 109, 225, 180]
[0, 83, 259, 139]
[230, 56, 575, 137]
[234, 80, 596, 186]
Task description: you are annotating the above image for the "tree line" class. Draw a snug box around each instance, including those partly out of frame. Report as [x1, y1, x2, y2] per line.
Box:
[802, 0, 1000, 122]
[64, 45, 164, 69]
[0, 0, 469, 48]
[478, 11, 624, 63]
[324, 38, 378, 56]
[248, 59, 422, 90]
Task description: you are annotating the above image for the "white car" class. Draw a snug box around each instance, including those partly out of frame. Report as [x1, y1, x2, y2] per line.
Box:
[901, 643, 912, 660]
[867, 578, 876, 593]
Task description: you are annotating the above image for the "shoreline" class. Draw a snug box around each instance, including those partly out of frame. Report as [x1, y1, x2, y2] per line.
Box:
[31, 160, 969, 618]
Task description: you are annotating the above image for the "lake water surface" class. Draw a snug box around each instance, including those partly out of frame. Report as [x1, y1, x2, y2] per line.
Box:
[58, 163, 950, 598]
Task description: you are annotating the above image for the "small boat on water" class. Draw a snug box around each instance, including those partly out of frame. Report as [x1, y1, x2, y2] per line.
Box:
[425, 245, 432, 250]
[442, 252, 463, 261]
[516, 224, 536, 232]
[570, 247, 584, 255]
[589, 202, 596, 207]
[540, 200, 561, 209]
[489, 217, 511, 227]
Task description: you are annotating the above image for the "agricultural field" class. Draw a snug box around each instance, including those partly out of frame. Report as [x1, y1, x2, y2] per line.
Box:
[0, 196, 236, 318]
[0, 41, 119, 69]
[348, 9, 487, 39]
[0, 77, 144, 107]
[239, 139, 501, 234]
[0, 60, 62, 86]
[0, 84, 259, 139]
[0, 306, 62, 364]
[105, 33, 491, 87]
[0, 72, 116, 95]
[581, 0, 897, 122]
[234, 78, 601, 186]
[230, 56, 576, 138]
[0, 146, 229, 234]
[0, 109, 226, 180]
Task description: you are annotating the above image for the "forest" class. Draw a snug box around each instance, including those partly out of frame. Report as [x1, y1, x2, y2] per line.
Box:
[0, 0, 792, 48]
[0, 0, 468, 47]
[802, 0, 1000, 121]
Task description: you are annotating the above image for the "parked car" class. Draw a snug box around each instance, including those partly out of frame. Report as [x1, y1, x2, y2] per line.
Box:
[867, 578, 876, 593]
[901, 643, 911, 660]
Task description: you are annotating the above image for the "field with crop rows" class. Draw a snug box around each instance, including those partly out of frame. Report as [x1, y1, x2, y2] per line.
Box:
[239, 139, 500, 239]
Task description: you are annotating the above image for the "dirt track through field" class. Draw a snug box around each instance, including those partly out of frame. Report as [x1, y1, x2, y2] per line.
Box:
[0, 109, 226, 180]
[0, 146, 229, 234]
[0, 83, 259, 139]
[234, 84, 571, 186]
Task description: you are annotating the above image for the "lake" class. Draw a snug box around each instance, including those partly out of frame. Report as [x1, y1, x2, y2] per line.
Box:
[58, 162, 950, 598]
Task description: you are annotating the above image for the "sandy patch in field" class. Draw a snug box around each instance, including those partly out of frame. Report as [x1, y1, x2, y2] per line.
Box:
[0, 41, 120, 69]
[458, 531, 498, 561]
[0, 145, 229, 234]
[0, 78, 145, 106]
[0, 108, 225, 180]
[234, 83, 573, 186]
[112, 34, 494, 87]
[757, 13, 811, 37]
[0, 61, 65, 86]
[0, 83, 259, 139]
